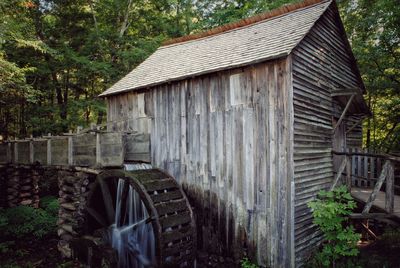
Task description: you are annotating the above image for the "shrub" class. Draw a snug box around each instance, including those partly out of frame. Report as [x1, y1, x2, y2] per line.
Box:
[40, 195, 60, 216]
[307, 186, 360, 267]
[0, 196, 59, 239]
[240, 257, 258, 268]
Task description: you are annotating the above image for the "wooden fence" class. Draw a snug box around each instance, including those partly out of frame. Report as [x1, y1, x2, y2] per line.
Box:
[332, 149, 399, 214]
[0, 131, 150, 167]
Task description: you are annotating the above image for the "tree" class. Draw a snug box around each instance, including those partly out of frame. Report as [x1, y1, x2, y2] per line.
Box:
[338, 0, 400, 152]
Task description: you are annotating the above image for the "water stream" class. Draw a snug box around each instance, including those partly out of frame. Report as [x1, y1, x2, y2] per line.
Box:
[106, 177, 155, 268]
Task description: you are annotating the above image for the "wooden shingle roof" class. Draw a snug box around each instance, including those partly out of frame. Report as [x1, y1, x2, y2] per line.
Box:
[100, 0, 331, 97]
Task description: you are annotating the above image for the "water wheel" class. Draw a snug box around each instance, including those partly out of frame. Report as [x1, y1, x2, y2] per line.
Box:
[75, 168, 196, 268]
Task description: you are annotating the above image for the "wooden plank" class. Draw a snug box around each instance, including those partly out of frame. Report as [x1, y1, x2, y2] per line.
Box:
[32, 139, 47, 165]
[16, 141, 31, 164]
[124, 133, 150, 163]
[98, 132, 124, 167]
[349, 213, 395, 219]
[363, 149, 368, 185]
[72, 133, 96, 166]
[0, 143, 10, 164]
[346, 155, 352, 190]
[51, 137, 69, 165]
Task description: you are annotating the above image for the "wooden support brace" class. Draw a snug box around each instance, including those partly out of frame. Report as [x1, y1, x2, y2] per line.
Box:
[331, 88, 361, 97]
[330, 157, 347, 191]
[346, 117, 364, 134]
[362, 161, 389, 213]
[332, 94, 355, 135]
[361, 222, 378, 240]
[349, 213, 393, 219]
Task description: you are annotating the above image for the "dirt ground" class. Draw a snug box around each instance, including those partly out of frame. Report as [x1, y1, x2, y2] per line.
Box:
[1, 230, 400, 268]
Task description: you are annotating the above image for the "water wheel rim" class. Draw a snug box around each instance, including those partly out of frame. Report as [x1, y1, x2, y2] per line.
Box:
[85, 169, 161, 267]
[85, 168, 196, 267]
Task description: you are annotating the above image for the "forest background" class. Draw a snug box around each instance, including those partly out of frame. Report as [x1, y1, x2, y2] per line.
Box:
[0, 0, 399, 152]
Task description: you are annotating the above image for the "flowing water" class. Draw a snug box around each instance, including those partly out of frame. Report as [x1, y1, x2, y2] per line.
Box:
[106, 178, 156, 268]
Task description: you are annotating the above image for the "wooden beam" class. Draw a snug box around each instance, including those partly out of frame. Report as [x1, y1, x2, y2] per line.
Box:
[349, 213, 394, 219]
[385, 161, 394, 213]
[332, 94, 355, 135]
[332, 150, 400, 163]
[346, 117, 364, 134]
[330, 157, 347, 191]
[362, 161, 389, 213]
[331, 89, 359, 97]
[361, 222, 378, 240]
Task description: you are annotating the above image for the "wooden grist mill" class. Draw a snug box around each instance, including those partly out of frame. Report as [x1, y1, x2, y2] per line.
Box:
[0, 0, 399, 267]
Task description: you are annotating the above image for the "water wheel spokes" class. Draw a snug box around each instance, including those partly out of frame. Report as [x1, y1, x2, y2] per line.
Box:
[98, 177, 115, 224]
[86, 206, 108, 227]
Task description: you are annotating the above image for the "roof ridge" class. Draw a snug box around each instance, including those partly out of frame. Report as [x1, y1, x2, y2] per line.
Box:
[162, 0, 329, 47]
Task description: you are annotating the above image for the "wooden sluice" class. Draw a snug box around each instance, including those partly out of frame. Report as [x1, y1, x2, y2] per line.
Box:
[0, 130, 150, 167]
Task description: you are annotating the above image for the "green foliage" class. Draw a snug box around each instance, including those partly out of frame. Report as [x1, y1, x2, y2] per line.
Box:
[0, 197, 59, 239]
[0, 0, 398, 153]
[338, 0, 400, 152]
[308, 186, 360, 267]
[39, 195, 60, 216]
[240, 257, 258, 268]
[0, 240, 15, 254]
[381, 227, 400, 246]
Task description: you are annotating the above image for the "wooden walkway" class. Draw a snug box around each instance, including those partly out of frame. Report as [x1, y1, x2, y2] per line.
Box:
[351, 187, 400, 219]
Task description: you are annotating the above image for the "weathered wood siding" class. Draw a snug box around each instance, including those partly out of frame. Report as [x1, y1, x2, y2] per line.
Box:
[106, 59, 295, 267]
[292, 4, 364, 264]
[346, 115, 363, 148]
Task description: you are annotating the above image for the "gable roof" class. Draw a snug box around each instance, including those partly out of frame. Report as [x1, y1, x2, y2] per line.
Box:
[100, 0, 332, 97]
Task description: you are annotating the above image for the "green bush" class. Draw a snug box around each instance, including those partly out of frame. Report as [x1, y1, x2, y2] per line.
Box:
[40, 195, 60, 216]
[308, 186, 360, 267]
[0, 197, 59, 239]
[240, 257, 258, 268]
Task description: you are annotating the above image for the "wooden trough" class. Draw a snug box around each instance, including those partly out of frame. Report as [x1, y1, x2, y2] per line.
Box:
[0, 131, 150, 167]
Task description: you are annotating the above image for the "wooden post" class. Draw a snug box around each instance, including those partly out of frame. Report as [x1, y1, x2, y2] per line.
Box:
[68, 136, 73, 166]
[14, 141, 18, 164]
[96, 133, 101, 166]
[357, 148, 362, 186]
[370, 155, 376, 183]
[7, 142, 11, 163]
[47, 135, 52, 166]
[385, 161, 394, 213]
[351, 148, 356, 186]
[346, 155, 352, 191]
[362, 161, 389, 213]
[29, 140, 34, 164]
[363, 149, 368, 186]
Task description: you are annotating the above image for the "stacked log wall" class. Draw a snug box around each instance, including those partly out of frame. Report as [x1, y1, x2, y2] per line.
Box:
[106, 59, 295, 267]
[57, 169, 96, 258]
[0, 165, 7, 208]
[4, 166, 40, 208]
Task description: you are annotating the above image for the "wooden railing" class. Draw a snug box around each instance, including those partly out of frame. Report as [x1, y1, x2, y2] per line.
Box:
[332, 150, 398, 214]
[0, 130, 150, 168]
